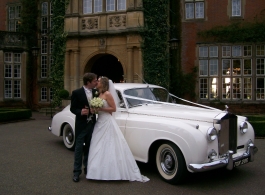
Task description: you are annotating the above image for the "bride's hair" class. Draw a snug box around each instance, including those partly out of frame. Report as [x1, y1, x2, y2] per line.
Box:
[100, 77, 109, 93]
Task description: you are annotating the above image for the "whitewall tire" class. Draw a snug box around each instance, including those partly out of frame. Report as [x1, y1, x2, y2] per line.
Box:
[63, 124, 75, 150]
[156, 142, 187, 184]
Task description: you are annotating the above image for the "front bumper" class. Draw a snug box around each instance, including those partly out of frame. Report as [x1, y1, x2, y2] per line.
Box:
[188, 142, 258, 172]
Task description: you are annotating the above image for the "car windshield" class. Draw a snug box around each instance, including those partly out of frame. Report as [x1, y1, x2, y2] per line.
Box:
[123, 87, 173, 107]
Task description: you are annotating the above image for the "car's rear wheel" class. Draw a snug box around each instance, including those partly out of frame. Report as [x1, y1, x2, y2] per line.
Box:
[156, 142, 187, 184]
[63, 124, 75, 150]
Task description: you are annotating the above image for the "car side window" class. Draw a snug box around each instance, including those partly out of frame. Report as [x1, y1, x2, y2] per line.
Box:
[152, 88, 169, 102]
[124, 89, 143, 107]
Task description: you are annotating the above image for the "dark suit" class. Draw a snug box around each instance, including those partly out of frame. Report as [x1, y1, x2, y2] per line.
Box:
[70, 87, 98, 176]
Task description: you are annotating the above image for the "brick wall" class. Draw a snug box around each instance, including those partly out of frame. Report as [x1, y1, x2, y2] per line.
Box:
[180, 0, 265, 74]
[0, 0, 20, 31]
[0, 0, 7, 30]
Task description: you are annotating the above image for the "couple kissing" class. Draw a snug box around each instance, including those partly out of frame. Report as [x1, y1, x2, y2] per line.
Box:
[70, 73, 149, 183]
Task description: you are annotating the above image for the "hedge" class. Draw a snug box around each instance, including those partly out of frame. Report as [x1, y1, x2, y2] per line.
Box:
[246, 115, 265, 137]
[0, 109, 32, 122]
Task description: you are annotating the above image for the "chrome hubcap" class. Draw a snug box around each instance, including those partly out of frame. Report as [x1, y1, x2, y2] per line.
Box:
[160, 147, 177, 175]
[65, 129, 73, 144]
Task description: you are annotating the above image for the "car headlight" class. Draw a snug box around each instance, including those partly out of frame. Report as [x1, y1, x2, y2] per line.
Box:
[240, 121, 248, 134]
[207, 127, 218, 141]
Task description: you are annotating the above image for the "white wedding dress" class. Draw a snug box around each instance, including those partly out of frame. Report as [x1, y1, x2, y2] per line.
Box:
[86, 99, 149, 182]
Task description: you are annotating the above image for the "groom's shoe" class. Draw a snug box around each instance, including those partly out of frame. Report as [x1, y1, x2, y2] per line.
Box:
[73, 175, 79, 182]
[84, 168, 87, 175]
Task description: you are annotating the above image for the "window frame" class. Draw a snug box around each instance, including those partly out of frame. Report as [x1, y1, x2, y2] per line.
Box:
[3, 52, 22, 99]
[256, 77, 265, 100]
[198, 44, 259, 101]
[231, 0, 241, 17]
[256, 45, 265, 56]
[40, 1, 53, 80]
[94, 0, 103, 13]
[7, 4, 21, 32]
[185, 0, 205, 20]
[41, 87, 48, 101]
[106, 0, 115, 11]
[83, 0, 126, 14]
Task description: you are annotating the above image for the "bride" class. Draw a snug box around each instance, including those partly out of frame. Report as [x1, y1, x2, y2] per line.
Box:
[86, 77, 149, 182]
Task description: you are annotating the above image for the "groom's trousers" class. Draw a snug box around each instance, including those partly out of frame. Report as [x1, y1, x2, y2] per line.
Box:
[73, 121, 94, 176]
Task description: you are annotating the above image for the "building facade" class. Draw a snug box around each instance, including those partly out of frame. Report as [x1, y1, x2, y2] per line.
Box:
[0, 0, 264, 113]
[0, 0, 28, 107]
[64, 0, 144, 94]
[180, 0, 265, 112]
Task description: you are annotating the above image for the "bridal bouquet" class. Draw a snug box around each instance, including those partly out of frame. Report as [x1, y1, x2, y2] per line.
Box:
[90, 97, 104, 113]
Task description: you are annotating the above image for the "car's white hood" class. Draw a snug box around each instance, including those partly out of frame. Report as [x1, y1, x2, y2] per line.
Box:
[128, 103, 225, 123]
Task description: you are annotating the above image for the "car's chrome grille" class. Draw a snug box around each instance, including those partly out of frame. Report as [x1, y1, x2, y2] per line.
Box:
[218, 113, 237, 156]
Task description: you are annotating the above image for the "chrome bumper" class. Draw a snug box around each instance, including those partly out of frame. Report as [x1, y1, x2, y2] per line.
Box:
[188, 142, 258, 172]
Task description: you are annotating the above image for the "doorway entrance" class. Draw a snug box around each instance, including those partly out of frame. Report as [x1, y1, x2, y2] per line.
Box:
[88, 54, 124, 83]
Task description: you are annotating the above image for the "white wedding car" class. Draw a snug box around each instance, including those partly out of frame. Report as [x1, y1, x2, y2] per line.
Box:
[48, 83, 258, 184]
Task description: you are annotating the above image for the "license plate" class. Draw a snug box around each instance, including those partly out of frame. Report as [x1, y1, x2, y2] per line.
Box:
[234, 157, 249, 167]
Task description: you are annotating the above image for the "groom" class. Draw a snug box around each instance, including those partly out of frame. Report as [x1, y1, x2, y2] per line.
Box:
[70, 72, 98, 182]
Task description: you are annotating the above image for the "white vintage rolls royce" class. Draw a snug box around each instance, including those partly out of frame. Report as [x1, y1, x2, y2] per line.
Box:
[48, 83, 258, 184]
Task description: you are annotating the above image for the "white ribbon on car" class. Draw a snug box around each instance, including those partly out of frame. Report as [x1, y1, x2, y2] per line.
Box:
[123, 94, 220, 111]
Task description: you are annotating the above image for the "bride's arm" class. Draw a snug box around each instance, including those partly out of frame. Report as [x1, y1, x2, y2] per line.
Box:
[99, 91, 116, 113]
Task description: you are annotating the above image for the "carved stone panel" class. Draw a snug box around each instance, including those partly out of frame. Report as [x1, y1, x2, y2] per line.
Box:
[98, 38, 106, 50]
[0, 31, 26, 48]
[136, 0, 143, 8]
[109, 15, 126, 29]
[81, 17, 99, 30]
[128, 0, 134, 8]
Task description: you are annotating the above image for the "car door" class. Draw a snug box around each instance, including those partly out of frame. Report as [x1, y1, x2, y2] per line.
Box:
[114, 90, 128, 135]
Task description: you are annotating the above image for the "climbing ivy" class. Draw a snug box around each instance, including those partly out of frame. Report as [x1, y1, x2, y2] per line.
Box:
[19, 0, 39, 109]
[50, 0, 69, 107]
[170, 67, 198, 100]
[198, 16, 265, 43]
[141, 0, 197, 99]
[141, 0, 170, 89]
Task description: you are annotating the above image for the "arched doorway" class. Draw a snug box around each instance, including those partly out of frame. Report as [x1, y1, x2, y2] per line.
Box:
[90, 54, 124, 83]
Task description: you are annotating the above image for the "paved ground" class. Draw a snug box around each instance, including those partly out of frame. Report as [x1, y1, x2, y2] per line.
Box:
[0, 112, 264, 195]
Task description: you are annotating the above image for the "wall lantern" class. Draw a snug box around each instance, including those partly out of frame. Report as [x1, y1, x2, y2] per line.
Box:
[31, 46, 40, 57]
[168, 38, 179, 50]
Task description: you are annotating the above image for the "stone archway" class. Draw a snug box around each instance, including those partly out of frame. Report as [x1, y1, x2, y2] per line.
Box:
[85, 54, 124, 83]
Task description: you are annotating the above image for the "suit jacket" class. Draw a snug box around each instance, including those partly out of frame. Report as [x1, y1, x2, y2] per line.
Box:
[70, 87, 98, 135]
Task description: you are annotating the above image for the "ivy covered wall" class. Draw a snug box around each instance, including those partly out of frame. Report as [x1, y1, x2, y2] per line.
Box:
[20, 0, 39, 109]
[198, 16, 265, 43]
[50, 0, 69, 107]
[141, 0, 170, 89]
[141, 0, 196, 99]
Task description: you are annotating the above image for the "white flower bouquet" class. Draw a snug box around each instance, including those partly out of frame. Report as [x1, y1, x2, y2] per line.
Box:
[90, 97, 104, 113]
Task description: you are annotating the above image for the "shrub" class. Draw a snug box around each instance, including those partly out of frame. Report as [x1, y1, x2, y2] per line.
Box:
[246, 115, 265, 137]
[250, 121, 265, 137]
[58, 89, 70, 99]
[0, 109, 32, 122]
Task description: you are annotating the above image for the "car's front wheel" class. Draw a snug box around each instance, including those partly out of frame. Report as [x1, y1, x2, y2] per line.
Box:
[156, 142, 187, 184]
[63, 124, 75, 150]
